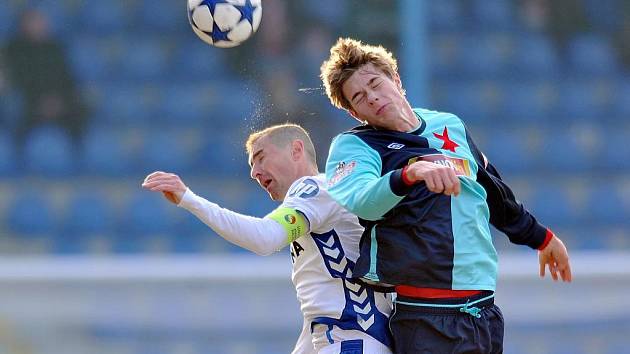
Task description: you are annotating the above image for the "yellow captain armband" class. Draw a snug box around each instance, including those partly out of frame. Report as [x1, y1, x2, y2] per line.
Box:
[266, 207, 309, 243]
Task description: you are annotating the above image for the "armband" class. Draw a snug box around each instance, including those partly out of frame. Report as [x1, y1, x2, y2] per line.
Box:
[266, 207, 309, 243]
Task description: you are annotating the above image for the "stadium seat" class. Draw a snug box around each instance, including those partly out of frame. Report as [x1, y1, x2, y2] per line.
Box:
[584, 184, 628, 225]
[0, 1, 15, 41]
[136, 0, 187, 32]
[524, 183, 575, 226]
[137, 129, 199, 174]
[68, 37, 117, 82]
[430, 34, 463, 78]
[120, 38, 170, 81]
[76, 1, 130, 34]
[568, 34, 619, 76]
[171, 40, 229, 82]
[0, 132, 16, 177]
[537, 127, 600, 173]
[7, 192, 56, 236]
[63, 191, 116, 235]
[613, 80, 630, 119]
[510, 35, 559, 77]
[427, 0, 466, 32]
[481, 129, 534, 174]
[23, 126, 76, 177]
[470, 0, 515, 30]
[557, 79, 615, 121]
[81, 128, 134, 177]
[94, 84, 158, 126]
[115, 191, 176, 253]
[159, 84, 212, 125]
[435, 80, 500, 124]
[461, 34, 512, 78]
[500, 81, 557, 122]
[595, 130, 630, 171]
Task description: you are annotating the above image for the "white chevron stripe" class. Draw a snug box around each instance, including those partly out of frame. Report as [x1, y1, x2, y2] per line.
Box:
[357, 314, 375, 331]
[353, 302, 372, 315]
[322, 246, 340, 258]
[349, 289, 368, 304]
[329, 257, 347, 273]
[345, 280, 362, 293]
[319, 235, 335, 248]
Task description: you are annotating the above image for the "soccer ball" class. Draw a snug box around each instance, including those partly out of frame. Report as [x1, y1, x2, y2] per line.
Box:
[187, 0, 262, 48]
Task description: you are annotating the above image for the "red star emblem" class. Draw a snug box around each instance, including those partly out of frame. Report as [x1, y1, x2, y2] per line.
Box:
[433, 127, 459, 152]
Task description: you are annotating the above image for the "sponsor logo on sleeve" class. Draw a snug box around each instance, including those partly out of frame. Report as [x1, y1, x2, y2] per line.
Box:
[284, 214, 297, 224]
[288, 178, 319, 199]
[327, 161, 356, 187]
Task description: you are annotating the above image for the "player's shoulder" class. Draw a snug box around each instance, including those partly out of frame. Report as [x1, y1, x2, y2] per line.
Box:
[414, 107, 463, 125]
[286, 174, 326, 200]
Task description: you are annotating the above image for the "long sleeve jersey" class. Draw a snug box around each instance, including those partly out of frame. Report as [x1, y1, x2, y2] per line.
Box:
[325, 108, 548, 291]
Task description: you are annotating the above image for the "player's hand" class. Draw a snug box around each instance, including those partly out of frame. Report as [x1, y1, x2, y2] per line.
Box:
[405, 161, 461, 196]
[141, 171, 188, 204]
[539, 234, 572, 282]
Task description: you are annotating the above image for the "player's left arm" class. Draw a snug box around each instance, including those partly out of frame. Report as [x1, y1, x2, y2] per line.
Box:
[465, 129, 572, 282]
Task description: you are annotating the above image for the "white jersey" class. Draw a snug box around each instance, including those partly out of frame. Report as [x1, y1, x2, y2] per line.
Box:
[281, 175, 393, 352]
[177, 174, 392, 353]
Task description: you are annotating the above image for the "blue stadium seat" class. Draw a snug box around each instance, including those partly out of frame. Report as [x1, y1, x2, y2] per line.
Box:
[470, 0, 515, 30]
[197, 132, 250, 177]
[82, 128, 134, 176]
[211, 80, 262, 129]
[510, 35, 559, 77]
[481, 129, 534, 174]
[76, 1, 130, 34]
[427, 0, 466, 31]
[0, 132, 16, 177]
[63, 191, 116, 235]
[430, 34, 463, 78]
[159, 84, 212, 125]
[614, 80, 630, 119]
[461, 34, 512, 78]
[525, 183, 575, 226]
[137, 130, 199, 174]
[435, 81, 500, 124]
[68, 37, 115, 82]
[120, 38, 170, 81]
[568, 34, 619, 76]
[582, 0, 622, 33]
[171, 40, 229, 81]
[23, 126, 76, 176]
[136, 0, 187, 32]
[119, 191, 175, 236]
[0, 1, 15, 41]
[557, 79, 615, 120]
[538, 128, 598, 173]
[595, 130, 630, 171]
[94, 84, 157, 126]
[584, 184, 628, 225]
[7, 192, 56, 236]
[500, 81, 557, 122]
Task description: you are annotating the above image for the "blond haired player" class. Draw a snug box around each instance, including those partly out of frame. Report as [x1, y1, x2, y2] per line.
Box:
[142, 124, 393, 354]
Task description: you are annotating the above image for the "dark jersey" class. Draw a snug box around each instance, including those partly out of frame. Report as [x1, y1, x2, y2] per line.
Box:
[325, 108, 547, 290]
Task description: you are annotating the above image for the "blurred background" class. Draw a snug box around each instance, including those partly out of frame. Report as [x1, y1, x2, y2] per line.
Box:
[0, 0, 628, 353]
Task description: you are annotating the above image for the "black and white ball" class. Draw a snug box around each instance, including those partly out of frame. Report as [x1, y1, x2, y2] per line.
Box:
[187, 0, 262, 48]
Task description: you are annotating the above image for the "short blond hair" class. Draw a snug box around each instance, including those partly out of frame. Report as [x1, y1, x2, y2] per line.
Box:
[245, 123, 317, 164]
[320, 37, 399, 111]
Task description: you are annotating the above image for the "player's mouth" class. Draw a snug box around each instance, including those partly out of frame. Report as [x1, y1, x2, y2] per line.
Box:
[262, 178, 273, 191]
[376, 103, 389, 116]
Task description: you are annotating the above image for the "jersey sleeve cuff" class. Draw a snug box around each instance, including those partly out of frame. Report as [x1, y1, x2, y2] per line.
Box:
[390, 168, 415, 196]
[538, 228, 554, 251]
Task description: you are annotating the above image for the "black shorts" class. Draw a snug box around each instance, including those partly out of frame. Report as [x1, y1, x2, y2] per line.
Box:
[390, 291, 504, 354]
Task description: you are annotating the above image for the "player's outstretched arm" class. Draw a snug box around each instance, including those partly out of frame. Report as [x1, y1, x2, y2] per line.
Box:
[539, 233, 572, 282]
[141, 171, 293, 256]
[142, 171, 188, 204]
[405, 161, 461, 196]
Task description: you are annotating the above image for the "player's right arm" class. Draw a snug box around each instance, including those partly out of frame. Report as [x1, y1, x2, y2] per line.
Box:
[142, 171, 308, 256]
[325, 134, 457, 221]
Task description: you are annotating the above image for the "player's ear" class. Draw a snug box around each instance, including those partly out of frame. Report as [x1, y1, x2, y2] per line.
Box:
[291, 139, 305, 161]
[393, 72, 404, 94]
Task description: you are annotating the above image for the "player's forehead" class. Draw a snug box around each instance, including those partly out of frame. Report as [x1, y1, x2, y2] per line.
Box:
[248, 136, 275, 164]
[343, 63, 387, 97]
